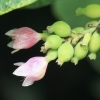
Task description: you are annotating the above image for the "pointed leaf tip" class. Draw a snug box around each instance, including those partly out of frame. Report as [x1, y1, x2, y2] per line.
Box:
[0, 0, 37, 15]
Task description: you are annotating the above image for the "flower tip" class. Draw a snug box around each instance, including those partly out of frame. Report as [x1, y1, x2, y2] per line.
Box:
[22, 81, 34, 87]
[22, 76, 35, 87]
[7, 41, 13, 48]
[12, 70, 18, 76]
[13, 62, 24, 66]
[5, 29, 17, 36]
[56, 59, 63, 66]
[11, 49, 20, 54]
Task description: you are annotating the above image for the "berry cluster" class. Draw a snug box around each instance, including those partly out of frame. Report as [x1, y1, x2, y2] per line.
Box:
[5, 4, 100, 86]
[40, 20, 100, 65]
[5, 20, 100, 86]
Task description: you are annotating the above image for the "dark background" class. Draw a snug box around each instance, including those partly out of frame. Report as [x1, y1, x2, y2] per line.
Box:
[0, 5, 100, 100]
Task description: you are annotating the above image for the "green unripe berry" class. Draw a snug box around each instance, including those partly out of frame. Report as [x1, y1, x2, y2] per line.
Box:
[89, 31, 100, 52]
[45, 49, 58, 62]
[71, 41, 88, 65]
[44, 35, 62, 50]
[88, 31, 100, 60]
[57, 42, 74, 66]
[72, 27, 84, 34]
[76, 4, 100, 18]
[47, 21, 71, 37]
[85, 20, 98, 29]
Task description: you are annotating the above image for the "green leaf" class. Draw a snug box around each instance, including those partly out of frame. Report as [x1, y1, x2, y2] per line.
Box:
[24, 0, 55, 9]
[0, 0, 37, 15]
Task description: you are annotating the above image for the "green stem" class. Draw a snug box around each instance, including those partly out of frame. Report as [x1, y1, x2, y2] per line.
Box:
[39, 32, 50, 41]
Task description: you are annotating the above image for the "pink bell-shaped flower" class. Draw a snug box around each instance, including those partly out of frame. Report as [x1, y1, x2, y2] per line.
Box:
[5, 27, 41, 54]
[13, 57, 48, 87]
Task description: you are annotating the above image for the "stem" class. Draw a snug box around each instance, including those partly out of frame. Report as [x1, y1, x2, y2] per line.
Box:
[38, 32, 50, 41]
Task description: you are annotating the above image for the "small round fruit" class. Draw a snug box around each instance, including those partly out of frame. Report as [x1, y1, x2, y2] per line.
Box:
[44, 35, 62, 50]
[72, 27, 84, 34]
[88, 31, 100, 60]
[85, 21, 98, 29]
[71, 41, 88, 65]
[57, 42, 74, 66]
[76, 4, 100, 18]
[47, 21, 71, 37]
[89, 31, 100, 53]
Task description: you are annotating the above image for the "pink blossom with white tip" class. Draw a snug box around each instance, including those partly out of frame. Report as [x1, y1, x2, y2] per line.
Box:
[5, 27, 41, 54]
[13, 57, 48, 87]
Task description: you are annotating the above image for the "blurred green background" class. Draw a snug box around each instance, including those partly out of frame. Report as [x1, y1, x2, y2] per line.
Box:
[0, 0, 100, 100]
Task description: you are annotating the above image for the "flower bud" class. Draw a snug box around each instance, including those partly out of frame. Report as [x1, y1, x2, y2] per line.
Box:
[71, 41, 88, 65]
[44, 35, 62, 50]
[5, 27, 41, 54]
[13, 57, 48, 86]
[76, 4, 100, 18]
[47, 21, 71, 37]
[88, 31, 100, 60]
[57, 42, 74, 66]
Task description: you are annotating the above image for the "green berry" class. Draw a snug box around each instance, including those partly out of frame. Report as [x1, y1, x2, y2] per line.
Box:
[45, 49, 58, 62]
[71, 41, 88, 65]
[88, 31, 100, 60]
[76, 4, 100, 18]
[44, 35, 62, 50]
[57, 42, 74, 66]
[47, 21, 71, 37]
[85, 20, 98, 29]
[72, 27, 84, 34]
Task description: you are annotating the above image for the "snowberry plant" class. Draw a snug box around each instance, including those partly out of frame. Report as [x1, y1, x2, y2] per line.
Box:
[2, 1, 100, 86]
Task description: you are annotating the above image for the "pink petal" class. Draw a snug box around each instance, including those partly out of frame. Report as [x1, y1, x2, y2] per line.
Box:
[13, 63, 31, 76]
[5, 29, 17, 36]
[13, 34, 40, 49]
[22, 75, 35, 87]
[13, 57, 48, 86]
[14, 62, 25, 66]
[12, 28, 41, 49]
[6, 27, 41, 51]
[7, 41, 14, 48]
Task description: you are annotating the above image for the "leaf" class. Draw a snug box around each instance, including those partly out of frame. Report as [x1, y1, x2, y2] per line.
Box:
[0, 0, 37, 15]
[24, 0, 55, 9]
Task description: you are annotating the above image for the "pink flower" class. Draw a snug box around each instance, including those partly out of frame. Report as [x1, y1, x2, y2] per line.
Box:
[5, 27, 41, 54]
[13, 57, 48, 86]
